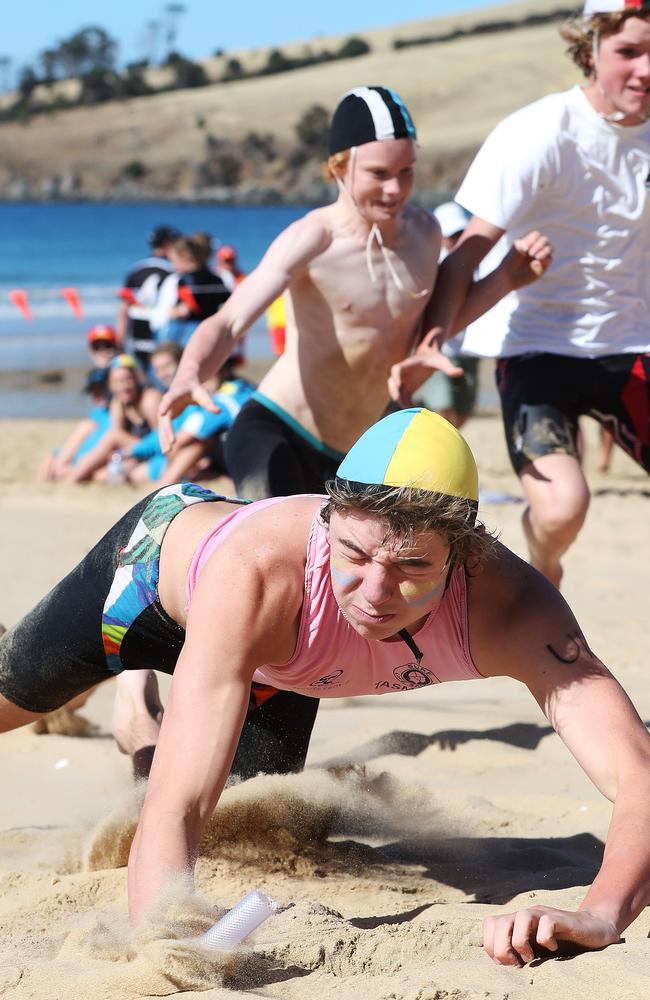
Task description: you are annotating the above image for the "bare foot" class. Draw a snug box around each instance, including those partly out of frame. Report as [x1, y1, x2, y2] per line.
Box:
[31, 707, 98, 737]
[112, 669, 164, 763]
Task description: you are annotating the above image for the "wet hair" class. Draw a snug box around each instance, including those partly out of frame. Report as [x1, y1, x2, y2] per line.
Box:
[321, 478, 494, 574]
[561, 10, 650, 77]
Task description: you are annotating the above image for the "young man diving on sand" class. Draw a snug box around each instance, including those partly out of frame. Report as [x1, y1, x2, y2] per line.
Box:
[1, 408, 649, 966]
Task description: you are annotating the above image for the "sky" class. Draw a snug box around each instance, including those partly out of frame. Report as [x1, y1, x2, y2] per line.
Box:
[2, 0, 502, 78]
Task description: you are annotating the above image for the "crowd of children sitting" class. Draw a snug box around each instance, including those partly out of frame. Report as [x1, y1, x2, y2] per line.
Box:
[40, 229, 256, 487]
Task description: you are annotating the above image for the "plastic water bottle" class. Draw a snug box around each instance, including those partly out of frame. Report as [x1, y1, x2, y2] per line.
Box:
[106, 450, 125, 484]
[199, 890, 278, 950]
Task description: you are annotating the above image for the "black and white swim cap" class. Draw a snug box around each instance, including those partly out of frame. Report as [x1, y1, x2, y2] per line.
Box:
[328, 86, 417, 156]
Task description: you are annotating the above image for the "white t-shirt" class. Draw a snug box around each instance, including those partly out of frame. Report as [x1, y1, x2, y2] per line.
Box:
[455, 86, 650, 358]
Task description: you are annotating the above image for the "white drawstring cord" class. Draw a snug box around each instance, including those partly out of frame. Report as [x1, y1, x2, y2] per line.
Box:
[365, 222, 428, 298]
[336, 146, 428, 298]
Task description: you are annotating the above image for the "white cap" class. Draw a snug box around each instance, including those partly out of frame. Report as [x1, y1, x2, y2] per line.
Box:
[433, 201, 471, 238]
[584, 0, 650, 14]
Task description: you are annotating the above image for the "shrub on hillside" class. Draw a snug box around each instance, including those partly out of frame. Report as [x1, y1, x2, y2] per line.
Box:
[336, 37, 371, 59]
[243, 131, 277, 162]
[295, 105, 330, 159]
[121, 160, 148, 180]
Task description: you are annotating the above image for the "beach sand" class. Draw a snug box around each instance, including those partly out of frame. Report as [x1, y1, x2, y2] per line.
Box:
[1, 414, 649, 999]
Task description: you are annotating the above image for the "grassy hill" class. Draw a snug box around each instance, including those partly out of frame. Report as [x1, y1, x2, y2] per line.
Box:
[0, 0, 583, 203]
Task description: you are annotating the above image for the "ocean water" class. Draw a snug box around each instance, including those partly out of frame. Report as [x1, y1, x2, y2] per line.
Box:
[0, 201, 310, 415]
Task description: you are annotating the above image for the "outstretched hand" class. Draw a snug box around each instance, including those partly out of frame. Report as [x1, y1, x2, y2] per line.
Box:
[483, 905, 620, 966]
[504, 230, 553, 290]
[388, 329, 464, 408]
[157, 381, 220, 453]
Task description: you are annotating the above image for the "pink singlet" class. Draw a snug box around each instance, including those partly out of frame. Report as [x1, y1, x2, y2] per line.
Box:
[186, 496, 484, 698]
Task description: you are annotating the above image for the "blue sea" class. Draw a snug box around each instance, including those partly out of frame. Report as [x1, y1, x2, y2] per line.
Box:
[0, 201, 311, 416]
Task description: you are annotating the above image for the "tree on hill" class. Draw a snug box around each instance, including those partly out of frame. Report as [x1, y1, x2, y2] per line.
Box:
[54, 27, 117, 78]
[295, 104, 330, 159]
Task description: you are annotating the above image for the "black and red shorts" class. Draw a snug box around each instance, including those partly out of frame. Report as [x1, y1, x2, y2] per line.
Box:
[495, 352, 650, 475]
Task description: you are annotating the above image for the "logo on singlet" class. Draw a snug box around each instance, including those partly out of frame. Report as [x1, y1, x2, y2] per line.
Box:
[374, 663, 437, 691]
[393, 663, 436, 689]
[309, 669, 345, 689]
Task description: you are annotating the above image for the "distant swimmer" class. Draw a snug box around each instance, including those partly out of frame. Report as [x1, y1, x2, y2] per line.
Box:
[1, 408, 649, 964]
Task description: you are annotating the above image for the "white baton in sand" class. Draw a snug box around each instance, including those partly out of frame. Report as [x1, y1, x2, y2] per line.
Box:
[200, 890, 278, 950]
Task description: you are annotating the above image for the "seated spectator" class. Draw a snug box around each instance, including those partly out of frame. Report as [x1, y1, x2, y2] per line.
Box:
[86, 323, 119, 368]
[151, 234, 230, 349]
[38, 368, 111, 482]
[120, 360, 255, 487]
[149, 341, 183, 391]
[68, 355, 161, 483]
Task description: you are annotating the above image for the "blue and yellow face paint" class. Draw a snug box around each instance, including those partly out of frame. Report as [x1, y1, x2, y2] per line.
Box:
[397, 577, 445, 607]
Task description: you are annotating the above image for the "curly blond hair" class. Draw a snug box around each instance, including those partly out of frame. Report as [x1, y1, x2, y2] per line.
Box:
[561, 10, 650, 78]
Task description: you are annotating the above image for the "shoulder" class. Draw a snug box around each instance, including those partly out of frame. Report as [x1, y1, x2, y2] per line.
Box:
[495, 90, 572, 133]
[402, 204, 441, 246]
[206, 496, 322, 628]
[466, 542, 576, 678]
[273, 209, 333, 258]
[474, 91, 570, 165]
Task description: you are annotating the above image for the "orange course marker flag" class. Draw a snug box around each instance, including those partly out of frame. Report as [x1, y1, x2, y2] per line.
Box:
[178, 285, 201, 315]
[9, 289, 32, 320]
[61, 287, 83, 320]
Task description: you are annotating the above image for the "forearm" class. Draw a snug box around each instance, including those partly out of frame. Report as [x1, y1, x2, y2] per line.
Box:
[451, 266, 512, 333]
[579, 774, 650, 933]
[420, 254, 474, 347]
[128, 804, 196, 925]
[57, 421, 94, 466]
[173, 314, 239, 386]
[127, 669, 252, 924]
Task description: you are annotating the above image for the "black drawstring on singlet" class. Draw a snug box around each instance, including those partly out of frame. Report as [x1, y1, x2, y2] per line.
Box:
[398, 627, 423, 665]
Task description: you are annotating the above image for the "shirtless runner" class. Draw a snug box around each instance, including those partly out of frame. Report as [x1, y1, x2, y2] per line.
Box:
[113, 85, 552, 777]
[1, 408, 649, 965]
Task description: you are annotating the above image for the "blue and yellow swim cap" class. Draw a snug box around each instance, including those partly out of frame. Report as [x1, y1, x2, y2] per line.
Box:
[336, 407, 479, 507]
[109, 353, 138, 371]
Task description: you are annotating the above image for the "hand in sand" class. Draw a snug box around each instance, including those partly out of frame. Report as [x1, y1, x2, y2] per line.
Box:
[503, 230, 553, 290]
[157, 381, 221, 453]
[483, 904, 620, 966]
[388, 328, 464, 408]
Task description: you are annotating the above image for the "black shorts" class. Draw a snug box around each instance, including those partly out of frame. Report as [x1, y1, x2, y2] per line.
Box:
[224, 398, 344, 499]
[496, 352, 650, 475]
[0, 486, 318, 778]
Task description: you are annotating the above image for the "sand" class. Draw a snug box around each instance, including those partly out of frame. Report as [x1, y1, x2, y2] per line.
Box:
[1, 413, 649, 999]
